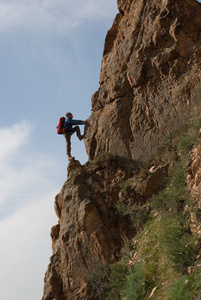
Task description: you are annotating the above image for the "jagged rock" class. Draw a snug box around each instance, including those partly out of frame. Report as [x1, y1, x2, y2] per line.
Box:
[134, 164, 169, 198]
[43, 157, 134, 299]
[51, 225, 60, 243]
[43, 153, 170, 299]
[85, 0, 201, 162]
[43, 0, 201, 299]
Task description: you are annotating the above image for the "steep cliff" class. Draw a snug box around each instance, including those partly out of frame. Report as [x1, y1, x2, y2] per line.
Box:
[85, 0, 201, 162]
[43, 0, 201, 299]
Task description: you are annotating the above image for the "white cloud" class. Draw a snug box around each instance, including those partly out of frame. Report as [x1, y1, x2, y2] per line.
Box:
[0, 193, 58, 300]
[0, 120, 33, 161]
[0, 121, 60, 299]
[0, 121, 32, 205]
[0, 121, 61, 208]
[0, 0, 117, 35]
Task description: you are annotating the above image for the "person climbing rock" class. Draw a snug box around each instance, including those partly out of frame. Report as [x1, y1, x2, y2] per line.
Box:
[63, 112, 87, 161]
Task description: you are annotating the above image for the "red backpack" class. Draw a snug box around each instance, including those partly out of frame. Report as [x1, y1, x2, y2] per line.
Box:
[56, 117, 66, 134]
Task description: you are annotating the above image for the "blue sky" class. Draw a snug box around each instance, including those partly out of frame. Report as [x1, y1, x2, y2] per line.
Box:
[0, 1, 117, 299]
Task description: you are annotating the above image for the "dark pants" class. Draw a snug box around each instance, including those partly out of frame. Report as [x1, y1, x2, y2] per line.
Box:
[64, 126, 83, 156]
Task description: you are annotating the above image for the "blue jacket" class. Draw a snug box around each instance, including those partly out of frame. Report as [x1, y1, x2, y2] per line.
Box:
[63, 117, 85, 131]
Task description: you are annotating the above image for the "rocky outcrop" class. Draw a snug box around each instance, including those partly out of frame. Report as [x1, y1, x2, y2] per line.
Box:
[43, 157, 135, 300]
[43, 156, 168, 300]
[85, 0, 201, 162]
[43, 0, 201, 299]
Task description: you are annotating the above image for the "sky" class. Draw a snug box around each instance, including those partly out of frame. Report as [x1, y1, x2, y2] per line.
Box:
[0, 1, 118, 299]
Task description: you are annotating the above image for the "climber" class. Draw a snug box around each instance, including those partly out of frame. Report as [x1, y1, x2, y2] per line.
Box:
[63, 112, 87, 161]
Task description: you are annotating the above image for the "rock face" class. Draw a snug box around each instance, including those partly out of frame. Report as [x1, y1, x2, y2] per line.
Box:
[43, 0, 201, 299]
[42, 157, 135, 300]
[43, 156, 168, 300]
[85, 0, 201, 162]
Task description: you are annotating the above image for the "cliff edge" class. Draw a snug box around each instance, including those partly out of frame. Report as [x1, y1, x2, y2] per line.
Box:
[43, 0, 201, 299]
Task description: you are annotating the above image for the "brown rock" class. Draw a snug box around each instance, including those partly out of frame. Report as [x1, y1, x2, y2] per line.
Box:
[85, 0, 201, 162]
[43, 151, 171, 299]
[43, 0, 201, 299]
[134, 164, 169, 198]
[51, 225, 60, 243]
[43, 158, 138, 300]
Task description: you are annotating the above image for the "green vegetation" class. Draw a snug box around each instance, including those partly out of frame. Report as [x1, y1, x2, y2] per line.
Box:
[124, 263, 147, 300]
[168, 269, 201, 300]
[106, 261, 129, 300]
[168, 276, 189, 300]
[89, 152, 115, 170]
[151, 161, 188, 212]
[120, 179, 133, 193]
[87, 84, 201, 299]
[115, 201, 149, 231]
[162, 216, 199, 273]
[107, 87, 201, 299]
[86, 264, 110, 300]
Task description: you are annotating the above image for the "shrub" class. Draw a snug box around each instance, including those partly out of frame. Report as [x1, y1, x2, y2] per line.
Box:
[120, 180, 132, 192]
[168, 275, 190, 300]
[107, 262, 148, 300]
[162, 217, 199, 274]
[152, 161, 188, 213]
[86, 264, 110, 300]
[115, 202, 128, 214]
[106, 262, 129, 300]
[90, 152, 115, 170]
[177, 117, 201, 157]
[124, 262, 147, 300]
[115, 201, 149, 231]
[168, 269, 201, 300]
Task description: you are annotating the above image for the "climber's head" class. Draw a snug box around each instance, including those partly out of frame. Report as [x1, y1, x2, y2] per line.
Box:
[66, 112, 73, 118]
